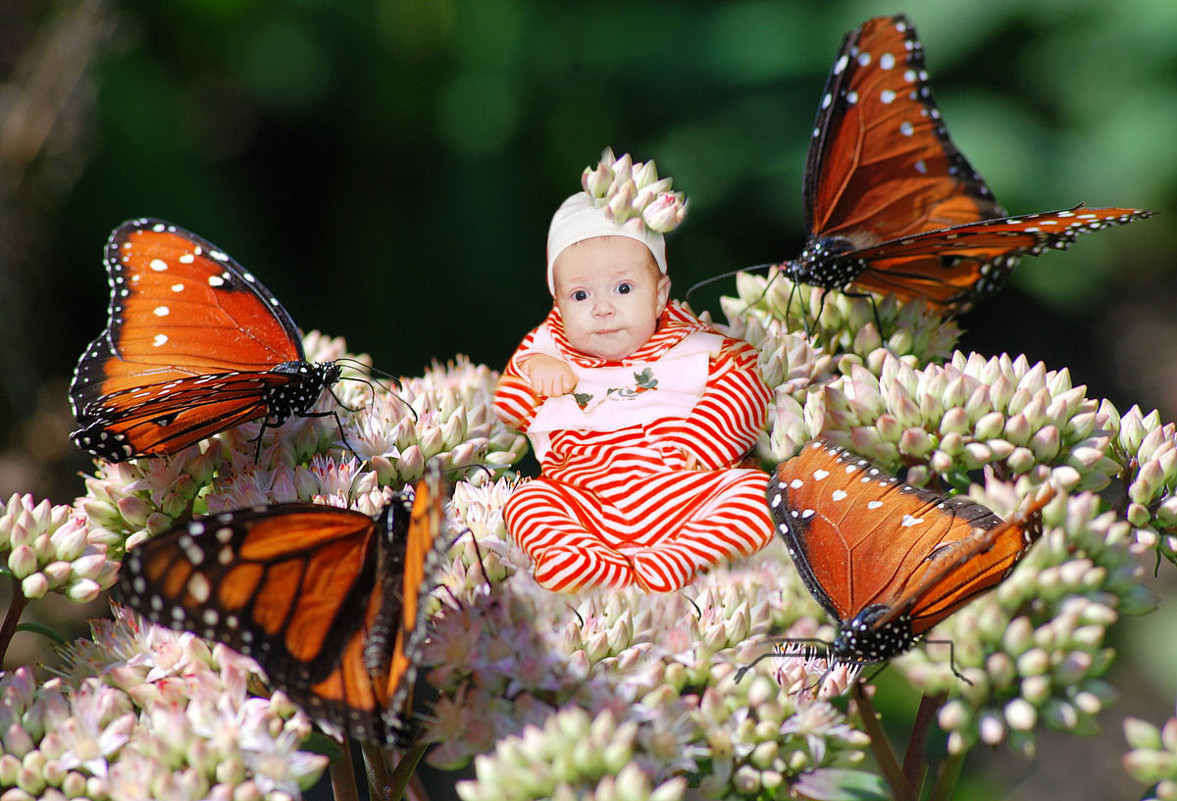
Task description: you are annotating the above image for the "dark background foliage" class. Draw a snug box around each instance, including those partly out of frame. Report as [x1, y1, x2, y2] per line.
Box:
[4, 0, 1176, 506]
[1, 1, 1175, 798]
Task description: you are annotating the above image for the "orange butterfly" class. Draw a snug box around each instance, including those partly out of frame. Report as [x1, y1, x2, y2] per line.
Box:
[782, 15, 1150, 313]
[71, 218, 342, 461]
[117, 467, 448, 745]
[769, 440, 1052, 663]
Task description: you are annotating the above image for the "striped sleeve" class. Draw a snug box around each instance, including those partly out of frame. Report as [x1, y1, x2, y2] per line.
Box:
[651, 336, 770, 469]
[493, 321, 549, 433]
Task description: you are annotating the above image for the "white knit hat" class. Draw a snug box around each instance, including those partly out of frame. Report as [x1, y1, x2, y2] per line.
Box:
[544, 148, 688, 295]
[546, 193, 667, 294]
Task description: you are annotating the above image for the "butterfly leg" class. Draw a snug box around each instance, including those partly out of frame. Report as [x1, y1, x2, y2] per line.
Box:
[839, 287, 884, 336]
[923, 638, 971, 684]
[299, 409, 359, 459]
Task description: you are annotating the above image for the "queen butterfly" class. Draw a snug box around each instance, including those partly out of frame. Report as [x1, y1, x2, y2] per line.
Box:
[70, 218, 343, 462]
[782, 14, 1151, 313]
[768, 440, 1052, 664]
[116, 466, 448, 746]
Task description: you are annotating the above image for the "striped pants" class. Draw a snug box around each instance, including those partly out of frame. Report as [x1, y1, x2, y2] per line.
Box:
[504, 468, 773, 593]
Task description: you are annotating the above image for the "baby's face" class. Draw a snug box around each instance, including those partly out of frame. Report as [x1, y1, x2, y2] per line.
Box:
[552, 236, 670, 360]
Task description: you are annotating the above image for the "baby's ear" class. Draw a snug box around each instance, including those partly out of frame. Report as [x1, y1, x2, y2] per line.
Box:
[656, 274, 671, 312]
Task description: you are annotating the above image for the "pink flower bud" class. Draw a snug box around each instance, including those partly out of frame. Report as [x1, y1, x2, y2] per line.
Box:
[642, 192, 685, 232]
[632, 159, 659, 189]
[581, 164, 612, 198]
[21, 572, 48, 599]
[7, 544, 37, 579]
[609, 152, 633, 188]
[605, 180, 638, 223]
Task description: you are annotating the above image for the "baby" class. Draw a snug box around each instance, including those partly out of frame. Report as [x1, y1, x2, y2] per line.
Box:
[494, 150, 774, 592]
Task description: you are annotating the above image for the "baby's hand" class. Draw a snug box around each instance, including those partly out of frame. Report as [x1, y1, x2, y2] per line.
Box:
[523, 354, 577, 396]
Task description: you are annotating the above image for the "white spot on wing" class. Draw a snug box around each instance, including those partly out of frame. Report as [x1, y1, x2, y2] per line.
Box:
[149, 259, 168, 272]
[901, 514, 924, 527]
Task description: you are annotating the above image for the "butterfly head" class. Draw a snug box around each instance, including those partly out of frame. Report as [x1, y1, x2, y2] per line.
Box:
[832, 604, 915, 663]
[789, 237, 867, 290]
[265, 360, 344, 422]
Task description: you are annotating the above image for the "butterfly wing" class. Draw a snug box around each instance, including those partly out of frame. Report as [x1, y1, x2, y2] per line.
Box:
[119, 502, 391, 741]
[770, 441, 1044, 657]
[117, 470, 449, 745]
[803, 15, 1000, 248]
[843, 206, 1153, 309]
[71, 218, 335, 460]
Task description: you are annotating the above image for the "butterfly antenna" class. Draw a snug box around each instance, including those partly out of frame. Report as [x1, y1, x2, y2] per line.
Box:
[733, 637, 834, 683]
[339, 358, 404, 393]
[446, 462, 511, 485]
[465, 532, 492, 590]
[678, 591, 702, 620]
[683, 263, 773, 304]
[440, 583, 466, 611]
[566, 604, 585, 629]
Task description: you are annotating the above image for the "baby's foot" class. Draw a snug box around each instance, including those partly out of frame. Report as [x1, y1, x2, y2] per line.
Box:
[629, 542, 710, 593]
[532, 543, 635, 592]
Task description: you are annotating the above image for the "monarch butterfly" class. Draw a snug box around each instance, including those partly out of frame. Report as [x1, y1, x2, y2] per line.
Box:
[70, 218, 343, 462]
[781, 14, 1150, 313]
[116, 467, 448, 745]
[768, 440, 1051, 663]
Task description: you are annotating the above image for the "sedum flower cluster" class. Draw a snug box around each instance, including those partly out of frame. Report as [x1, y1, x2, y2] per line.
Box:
[5, 270, 1177, 800]
[1124, 705, 1177, 801]
[1, 495, 117, 604]
[581, 148, 688, 234]
[1, 335, 526, 800]
[430, 479, 871, 801]
[1, 605, 325, 801]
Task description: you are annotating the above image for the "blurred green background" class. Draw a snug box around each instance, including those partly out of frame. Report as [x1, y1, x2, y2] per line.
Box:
[2, 0, 1175, 503]
[1, 1, 1175, 798]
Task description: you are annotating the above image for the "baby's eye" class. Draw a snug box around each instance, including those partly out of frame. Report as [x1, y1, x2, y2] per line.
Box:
[572, 290, 589, 301]
[616, 282, 633, 294]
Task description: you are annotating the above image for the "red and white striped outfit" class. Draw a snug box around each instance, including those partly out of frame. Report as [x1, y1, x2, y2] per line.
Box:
[495, 301, 774, 593]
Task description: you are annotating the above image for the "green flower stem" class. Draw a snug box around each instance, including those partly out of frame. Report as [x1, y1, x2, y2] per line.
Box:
[331, 746, 361, 801]
[853, 683, 915, 801]
[360, 741, 427, 801]
[929, 749, 966, 801]
[361, 742, 394, 800]
[0, 574, 29, 662]
[902, 692, 947, 792]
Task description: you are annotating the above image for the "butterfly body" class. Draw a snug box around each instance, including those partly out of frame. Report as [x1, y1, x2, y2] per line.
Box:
[117, 469, 447, 745]
[770, 440, 1046, 663]
[786, 14, 1151, 312]
[70, 218, 342, 461]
